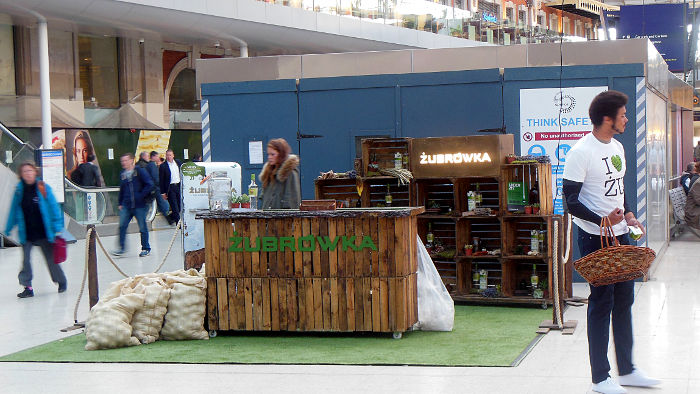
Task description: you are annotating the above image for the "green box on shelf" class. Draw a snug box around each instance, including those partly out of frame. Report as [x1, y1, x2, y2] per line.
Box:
[507, 181, 528, 212]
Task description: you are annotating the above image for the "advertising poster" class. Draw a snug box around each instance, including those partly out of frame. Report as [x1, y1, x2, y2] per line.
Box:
[519, 86, 608, 214]
[51, 129, 106, 187]
[135, 130, 172, 160]
[181, 161, 241, 269]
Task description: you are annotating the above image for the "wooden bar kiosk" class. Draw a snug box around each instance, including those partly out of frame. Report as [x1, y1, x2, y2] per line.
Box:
[196, 207, 424, 338]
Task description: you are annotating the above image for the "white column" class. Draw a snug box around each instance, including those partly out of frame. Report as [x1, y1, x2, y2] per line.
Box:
[38, 18, 52, 148]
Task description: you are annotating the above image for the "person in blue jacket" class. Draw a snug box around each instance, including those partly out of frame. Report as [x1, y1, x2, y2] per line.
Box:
[113, 152, 153, 257]
[5, 161, 67, 298]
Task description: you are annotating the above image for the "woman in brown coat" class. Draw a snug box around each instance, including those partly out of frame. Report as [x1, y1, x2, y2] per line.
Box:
[685, 162, 700, 230]
[259, 138, 301, 209]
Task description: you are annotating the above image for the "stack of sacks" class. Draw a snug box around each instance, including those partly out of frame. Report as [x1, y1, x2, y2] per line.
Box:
[84, 268, 207, 350]
[160, 269, 209, 341]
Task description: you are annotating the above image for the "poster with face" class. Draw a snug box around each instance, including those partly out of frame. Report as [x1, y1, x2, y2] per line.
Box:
[51, 129, 105, 187]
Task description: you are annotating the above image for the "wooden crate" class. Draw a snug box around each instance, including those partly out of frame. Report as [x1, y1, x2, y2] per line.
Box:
[361, 138, 412, 177]
[499, 163, 553, 215]
[314, 178, 362, 208]
[201, 208, 422, 334]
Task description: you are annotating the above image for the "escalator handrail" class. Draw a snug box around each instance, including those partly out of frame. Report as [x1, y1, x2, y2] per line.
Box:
[0, 122, 28, 146]
[64, 178, 120, 193]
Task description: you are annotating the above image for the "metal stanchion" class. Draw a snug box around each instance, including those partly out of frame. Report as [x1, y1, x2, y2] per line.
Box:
[87, 224, 99, 309]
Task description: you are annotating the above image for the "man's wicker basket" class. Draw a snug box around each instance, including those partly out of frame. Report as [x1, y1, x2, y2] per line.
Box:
[574, 217, 656, 287]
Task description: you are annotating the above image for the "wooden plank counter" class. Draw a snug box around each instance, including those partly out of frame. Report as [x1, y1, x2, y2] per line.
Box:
[196, 207, 424, 335]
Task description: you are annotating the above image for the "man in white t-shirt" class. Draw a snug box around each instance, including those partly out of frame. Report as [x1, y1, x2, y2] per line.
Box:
[562, 90, 660, 394]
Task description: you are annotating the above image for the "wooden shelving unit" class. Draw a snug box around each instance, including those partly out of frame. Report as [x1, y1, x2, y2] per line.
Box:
[314, 137, 569, 307]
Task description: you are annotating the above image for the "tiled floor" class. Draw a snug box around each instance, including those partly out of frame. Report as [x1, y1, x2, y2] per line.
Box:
[0, 228, 698, 393]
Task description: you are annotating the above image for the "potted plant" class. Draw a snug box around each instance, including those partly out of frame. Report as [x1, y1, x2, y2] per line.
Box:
[532, 203, 540, 215]
[524, 205, 533, 214]
[232, 195, 241, 209]
[239, 194, 251, 209]
[506, 154, 516, 164]
[464, 244, 473, 256]
[540, 279, 548, 298]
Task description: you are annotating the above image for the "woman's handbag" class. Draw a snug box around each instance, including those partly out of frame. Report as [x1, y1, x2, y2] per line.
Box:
[573, 217, 656, 287]
[53, 236, 67, 264]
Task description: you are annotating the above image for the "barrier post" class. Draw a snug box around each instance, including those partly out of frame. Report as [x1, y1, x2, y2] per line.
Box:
[87, 224, 99, 309]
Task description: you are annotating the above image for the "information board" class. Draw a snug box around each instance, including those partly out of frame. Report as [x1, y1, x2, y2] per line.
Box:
[36, 149, 65, 204]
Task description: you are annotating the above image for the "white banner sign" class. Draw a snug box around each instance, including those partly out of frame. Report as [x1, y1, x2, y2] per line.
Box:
[39, 150, 65, 204]
[181, 162, 241, 267]
[519, 86, 608, 214]
[86, 193, 97, 223]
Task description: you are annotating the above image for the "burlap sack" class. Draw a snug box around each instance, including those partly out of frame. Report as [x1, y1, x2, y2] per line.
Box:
[85, 293, 145, 350]
[128, 276, 171, 344]
[161, 269, 208, 340]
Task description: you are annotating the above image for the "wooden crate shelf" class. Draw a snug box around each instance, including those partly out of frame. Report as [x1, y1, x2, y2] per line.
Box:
[361, 138, 411, 177]
[314, 136, 570, 307]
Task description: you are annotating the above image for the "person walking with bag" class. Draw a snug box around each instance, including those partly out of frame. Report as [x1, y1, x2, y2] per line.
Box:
[5, 162, 67, 298]
[113, 152, 153, 257]
[562, 90, 660, 393]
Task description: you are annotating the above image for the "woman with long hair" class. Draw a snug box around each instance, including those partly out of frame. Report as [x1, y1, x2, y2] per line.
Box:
[68, 132, 94, 180]
[5, 162, 67, 298]
[259, 138, 300, 209]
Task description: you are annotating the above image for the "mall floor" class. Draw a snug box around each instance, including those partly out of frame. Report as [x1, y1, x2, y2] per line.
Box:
[0, 228, 698, 394]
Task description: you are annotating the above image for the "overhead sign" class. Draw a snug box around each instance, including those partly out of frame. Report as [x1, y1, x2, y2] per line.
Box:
[519, 86, 608, 214]
[410, 135, 513, 178]
[617, 4, 687, 72]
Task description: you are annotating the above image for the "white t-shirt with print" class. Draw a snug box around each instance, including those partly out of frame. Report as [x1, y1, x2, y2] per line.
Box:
[562, 132, 629, 236]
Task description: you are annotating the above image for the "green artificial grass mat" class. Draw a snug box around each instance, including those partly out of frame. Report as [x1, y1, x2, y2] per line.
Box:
[0, 305, 550, 366]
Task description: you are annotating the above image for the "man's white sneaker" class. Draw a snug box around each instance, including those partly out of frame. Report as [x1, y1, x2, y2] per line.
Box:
[618, 368, 661, 387]
[592, 377, 627, 394]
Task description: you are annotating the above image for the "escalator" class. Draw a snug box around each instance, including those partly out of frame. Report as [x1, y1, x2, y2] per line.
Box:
[0, 123, 157, 246]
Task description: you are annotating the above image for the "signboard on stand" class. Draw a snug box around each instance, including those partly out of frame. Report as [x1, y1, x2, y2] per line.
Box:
[519, 86, 607, 214]
[35, 149, 65, 204]
[410, 135, 513, 178]
[181, 161, 241, 270]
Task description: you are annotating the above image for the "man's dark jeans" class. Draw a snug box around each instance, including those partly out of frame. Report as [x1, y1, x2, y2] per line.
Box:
[118, 206, 149, 252]
[578, 229, 635, 384]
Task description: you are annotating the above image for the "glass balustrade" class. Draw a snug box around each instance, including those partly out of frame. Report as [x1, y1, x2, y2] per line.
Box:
[255, 0, 590, 44]
[1, 123, 156, 228]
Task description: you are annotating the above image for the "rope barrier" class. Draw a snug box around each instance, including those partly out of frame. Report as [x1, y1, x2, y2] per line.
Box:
[72, 220, 182, 325]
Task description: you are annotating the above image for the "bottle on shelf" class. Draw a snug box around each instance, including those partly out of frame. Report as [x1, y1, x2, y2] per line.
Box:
[467, 190, 476, 211]
[473, 263, 480, 287]
[530, 264, 539, 295]
[402, 152, 409, 169]
[475, 183, 482, 208]
[530, 230, 539, 254]
[248, 174, 258, 210]
[385, 184, 393, 207]
[479, 267, 488, 290]
[538, 225, 545, 254]
[394, 152, 403, 169]
[529, 166, 540, 206]
[426, 223, 434, 249]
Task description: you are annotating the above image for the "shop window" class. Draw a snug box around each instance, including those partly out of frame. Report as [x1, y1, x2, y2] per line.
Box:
[78, 35, 120, 108]
[518, 10, 526, 25]
[506, 8, 513, 21]
[169, 68, 200, 111]
[537, 15, 543, 26]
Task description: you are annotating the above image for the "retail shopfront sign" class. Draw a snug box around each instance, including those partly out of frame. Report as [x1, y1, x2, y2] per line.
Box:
[410, 135, 513, 178]
[229, 233, 377, 253]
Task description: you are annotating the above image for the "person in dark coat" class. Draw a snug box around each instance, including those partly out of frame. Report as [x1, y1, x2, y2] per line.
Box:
[159, 149, 182, 223]
[259, 138, 300, 209]
[680, 162, 699, 195]
[5, 161, 67, 298]
[685, 162, 700, 230]
[114, 152, 153, 257]
[148, 151, 172, 224]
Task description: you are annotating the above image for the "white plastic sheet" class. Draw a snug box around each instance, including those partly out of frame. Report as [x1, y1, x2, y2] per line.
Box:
[415, 235, 455, 331]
